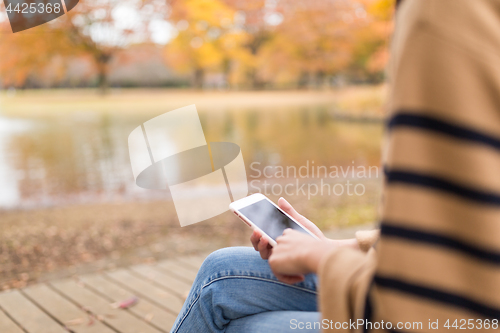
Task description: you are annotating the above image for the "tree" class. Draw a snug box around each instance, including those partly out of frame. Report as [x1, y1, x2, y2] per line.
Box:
[164, 0, 245, 89]
[0, 0, 394, 90]
[221, 0, 270, 89]
[0, 21, 70, 87]
[165, 0, 278, 89]
[257, 0, 380, 88]
[0, 0, 169, 93]
[349, 0, 394, 81]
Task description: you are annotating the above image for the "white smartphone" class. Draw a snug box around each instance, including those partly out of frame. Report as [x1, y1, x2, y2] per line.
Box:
[229, 193, 318, 247]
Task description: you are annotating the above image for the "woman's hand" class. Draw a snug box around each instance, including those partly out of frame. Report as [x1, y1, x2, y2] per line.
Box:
[250, 197, 326, 260]
[268, 229, 333, 284]
[249, 196, 359, 284]
[250, 229, 273, 259]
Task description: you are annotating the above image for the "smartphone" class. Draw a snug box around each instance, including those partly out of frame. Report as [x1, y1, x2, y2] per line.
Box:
[229, 193, 318, 247]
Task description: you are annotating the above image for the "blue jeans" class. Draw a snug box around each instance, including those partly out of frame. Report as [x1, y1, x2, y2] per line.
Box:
[171, 247, 320, 333]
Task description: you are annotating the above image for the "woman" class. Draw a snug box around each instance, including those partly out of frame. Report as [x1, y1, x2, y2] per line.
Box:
[171, 197, 377, 332]
[172, 0, 500, 331]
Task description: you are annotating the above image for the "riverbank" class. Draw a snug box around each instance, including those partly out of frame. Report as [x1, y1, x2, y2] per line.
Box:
[0, 182, 380, 290]
[0, 85, 386, 117]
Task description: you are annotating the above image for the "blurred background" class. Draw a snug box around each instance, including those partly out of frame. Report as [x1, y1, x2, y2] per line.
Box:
[0, 0, 393, 289]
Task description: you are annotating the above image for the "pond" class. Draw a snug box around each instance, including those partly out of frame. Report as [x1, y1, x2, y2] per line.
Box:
[0, 105, 384, 209]
[0, 95, 388, 288]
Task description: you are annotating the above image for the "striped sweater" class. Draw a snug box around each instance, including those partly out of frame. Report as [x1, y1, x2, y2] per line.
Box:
[318, 0, 500, 331]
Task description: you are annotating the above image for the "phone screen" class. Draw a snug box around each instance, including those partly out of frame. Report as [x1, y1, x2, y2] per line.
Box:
[238, 199, 309, 240]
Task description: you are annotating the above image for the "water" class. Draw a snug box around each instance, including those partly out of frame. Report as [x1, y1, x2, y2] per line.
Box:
[0, 117, 31, 207]
[0, 107, 383, 209]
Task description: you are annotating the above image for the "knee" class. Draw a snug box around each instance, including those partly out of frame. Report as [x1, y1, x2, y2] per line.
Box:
[202, 247, 251, 270]
[196, 247, 255, 281]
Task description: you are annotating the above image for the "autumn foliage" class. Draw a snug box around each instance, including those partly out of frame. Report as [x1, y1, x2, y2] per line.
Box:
[0, 0, 394, 91]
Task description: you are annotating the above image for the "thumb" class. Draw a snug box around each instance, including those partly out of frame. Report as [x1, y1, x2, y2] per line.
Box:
[278, 197, 302, 221]
[278, 197, 325, 240]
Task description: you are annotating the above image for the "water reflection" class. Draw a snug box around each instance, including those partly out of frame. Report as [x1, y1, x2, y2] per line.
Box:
[0, 107, 383, 208]
[0, 117, 31, 206]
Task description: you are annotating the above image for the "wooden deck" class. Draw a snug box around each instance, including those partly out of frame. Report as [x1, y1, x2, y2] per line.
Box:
[0, 225, 374, 333]
[0, 254, 208, 333]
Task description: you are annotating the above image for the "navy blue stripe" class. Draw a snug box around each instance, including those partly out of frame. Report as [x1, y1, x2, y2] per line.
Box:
[384, 168, 500, 206]
[388, 113, 500, 151]
[363, 284, 373, 333]
[374, 276, 500, 319]
[363, 284, 409, 333]
[381, 223, 500, 265]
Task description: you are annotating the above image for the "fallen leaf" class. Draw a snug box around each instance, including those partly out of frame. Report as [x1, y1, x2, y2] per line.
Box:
[110, 296, 138, 309]
[65, 318, 85, 326]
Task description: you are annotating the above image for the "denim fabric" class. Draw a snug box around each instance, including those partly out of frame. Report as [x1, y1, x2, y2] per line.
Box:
[171, 247, 320, 333]
[227, 311, 321, 332]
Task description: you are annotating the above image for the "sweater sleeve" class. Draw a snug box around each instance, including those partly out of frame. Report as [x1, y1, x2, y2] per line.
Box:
[318, 0, 500, 331]
[318, 247, 377, 331]
[317, 229, 379, 329]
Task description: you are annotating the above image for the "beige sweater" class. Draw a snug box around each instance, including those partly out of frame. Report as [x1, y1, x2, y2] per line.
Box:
[319, 0, 500, 331]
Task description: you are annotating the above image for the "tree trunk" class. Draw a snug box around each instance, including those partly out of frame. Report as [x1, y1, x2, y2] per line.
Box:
[245, 31, 269, 90]
[193, 68, 204, 89]
[222, 58, 231, 90]
[297, 71, 309, 89]
[96, 53, 111, 95]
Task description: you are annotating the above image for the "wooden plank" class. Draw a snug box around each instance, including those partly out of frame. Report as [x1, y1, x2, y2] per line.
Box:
[23, 284, 115, 333]
[0, 308, 24, 333]
[155, 260, 198, 282]
[50, 279, 161, 333]
[0, 290, 66, 333]
[79, 274, 175, 332]
[129, 265, 192, 298]
[105, 270, 183, 314]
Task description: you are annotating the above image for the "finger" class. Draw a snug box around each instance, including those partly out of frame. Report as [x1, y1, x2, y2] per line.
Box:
[275, 234, 283, 243]
[258, 236, 268, 251]
[278, 197, 303, 221]
[258, 236, 272, 259]
[278, 198, 325, 239]
[283, 275, 305, 284]
[276, 228, 293, 242]
[275, 273, 305, 285]
[250, 230, 261, 251]
[265, 243, 273, 259]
